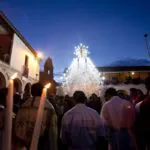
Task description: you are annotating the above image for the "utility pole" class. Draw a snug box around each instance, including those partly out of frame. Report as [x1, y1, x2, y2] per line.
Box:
[144, 33, 150, 57]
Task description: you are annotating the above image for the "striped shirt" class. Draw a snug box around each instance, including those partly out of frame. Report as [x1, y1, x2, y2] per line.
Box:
[60, 104, 101, 150]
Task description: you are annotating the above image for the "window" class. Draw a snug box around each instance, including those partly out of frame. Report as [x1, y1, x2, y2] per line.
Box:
[48, 70, 50, 75]
[25, 55, 29, 67]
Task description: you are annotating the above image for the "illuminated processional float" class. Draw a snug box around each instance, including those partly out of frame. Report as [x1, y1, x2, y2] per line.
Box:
[61, 43, 102, 97]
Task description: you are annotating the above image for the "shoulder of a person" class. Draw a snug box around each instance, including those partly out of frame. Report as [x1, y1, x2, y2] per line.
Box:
[102, 100, 110, 109]
[120, 98, 132, 106]
[86, 105, 99, 114]
[135, 101, 142, 109]
[111, 96, 121, 101]
[63, 106, 76, 118]
[21, 98, 33, 107]
[140, 97, 150, 108]
[122, 100, 135, 111]
[45, 100, 54, 110]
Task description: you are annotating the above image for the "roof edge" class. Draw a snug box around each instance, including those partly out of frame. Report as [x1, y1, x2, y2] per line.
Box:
[0, 11, 37, 56]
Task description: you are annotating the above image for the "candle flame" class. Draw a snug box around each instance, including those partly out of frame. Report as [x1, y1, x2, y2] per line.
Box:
[10, 73, 18, 80]
[44, 83, 51, 89]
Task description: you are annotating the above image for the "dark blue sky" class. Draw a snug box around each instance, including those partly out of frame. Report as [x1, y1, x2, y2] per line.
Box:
[1, 0, 150, 73]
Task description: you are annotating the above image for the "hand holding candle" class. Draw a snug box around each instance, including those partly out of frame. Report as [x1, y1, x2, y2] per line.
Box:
[2, 73, 17, 150]
[30, 83, 51, 150]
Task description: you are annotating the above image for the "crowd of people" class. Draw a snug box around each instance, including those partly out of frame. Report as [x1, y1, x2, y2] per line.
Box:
[0, 77, 150, 150]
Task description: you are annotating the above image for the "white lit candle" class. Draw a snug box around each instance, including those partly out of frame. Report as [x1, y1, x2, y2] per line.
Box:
[2, 73, 18, 150]
[30, 83, 51, 150]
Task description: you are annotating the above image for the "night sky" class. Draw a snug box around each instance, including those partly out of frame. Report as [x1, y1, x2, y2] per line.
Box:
[1, 0, 150, 75]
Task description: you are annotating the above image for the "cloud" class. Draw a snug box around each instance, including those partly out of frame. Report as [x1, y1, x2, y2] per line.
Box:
[109, 58, 150, 66]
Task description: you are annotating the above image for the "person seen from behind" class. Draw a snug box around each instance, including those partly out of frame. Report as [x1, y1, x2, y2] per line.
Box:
[87, 93, 102, 114]
[101, 88, 136, 150]
[60, 91, 102, 150]
[14, 82, 57, 150]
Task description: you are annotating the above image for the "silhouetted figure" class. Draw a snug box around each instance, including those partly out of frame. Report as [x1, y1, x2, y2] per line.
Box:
[64, 95, 75, 114]
[0, 88, 7, 149]
[87, 94, 102, 114]
[130, 88, 138, 105]
[136, 77, 150, 150]
[22, 84, 31, 105]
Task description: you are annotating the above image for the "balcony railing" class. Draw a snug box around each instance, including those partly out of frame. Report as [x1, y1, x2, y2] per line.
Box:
[22, 65, 29, 78]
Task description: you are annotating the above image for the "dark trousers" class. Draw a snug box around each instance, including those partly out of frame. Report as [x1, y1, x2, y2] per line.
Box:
[96, 136, 108, 150]
[110, 129, 133, 150]
[136, 131, 150, 150]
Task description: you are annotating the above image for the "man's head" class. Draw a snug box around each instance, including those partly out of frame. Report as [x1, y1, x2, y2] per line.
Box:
[48, 94, 55, 100]
[64, 95, 70, 101]
[73, 91, 87, 104]
[104, 88, 117, 101]
[145, 77, 150, 91]
[117, 90, 128, 99]
[47, 94, 56, 104]
[130, 88, 137, 96]
[31, 82, 43, 97]
[91, 93, 98, 100]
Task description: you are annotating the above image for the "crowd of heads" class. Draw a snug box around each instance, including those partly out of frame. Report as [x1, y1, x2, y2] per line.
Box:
[0, 77, 150, 150]
[0, 76, 150, 115]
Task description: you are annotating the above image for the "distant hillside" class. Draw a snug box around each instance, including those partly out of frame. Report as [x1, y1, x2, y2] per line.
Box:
[109, 58, 150, 66]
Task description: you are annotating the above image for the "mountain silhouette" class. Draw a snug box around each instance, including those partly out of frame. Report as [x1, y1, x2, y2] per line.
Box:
[109, 58, 150, 66]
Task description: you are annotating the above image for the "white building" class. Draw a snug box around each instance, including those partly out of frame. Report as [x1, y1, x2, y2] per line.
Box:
[0, 12, 40, 94]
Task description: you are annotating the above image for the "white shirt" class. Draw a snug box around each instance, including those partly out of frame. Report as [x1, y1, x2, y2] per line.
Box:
[101, 96, 135, 129]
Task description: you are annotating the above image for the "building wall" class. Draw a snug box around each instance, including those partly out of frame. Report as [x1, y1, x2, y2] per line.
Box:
[103, 71, 150, 82]
[10, 34, 40, 80]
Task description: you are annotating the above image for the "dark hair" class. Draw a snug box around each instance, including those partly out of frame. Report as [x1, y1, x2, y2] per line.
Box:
[105, 88, 117, 97]
[73, 91, 87, 103]
[31, 83, 43, 97]
[130, 88, 137, 93]
[117, 90, 128, 99]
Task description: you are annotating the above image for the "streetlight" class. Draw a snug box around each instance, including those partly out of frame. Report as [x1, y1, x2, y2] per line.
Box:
[102, 76, 105, 80]
[37, 52, 43, 60]
[131, 72, 135, 75]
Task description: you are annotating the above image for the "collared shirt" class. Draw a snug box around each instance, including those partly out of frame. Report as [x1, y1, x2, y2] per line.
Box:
[60, 104, 101, 150]
[101, 96, 135, 129]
